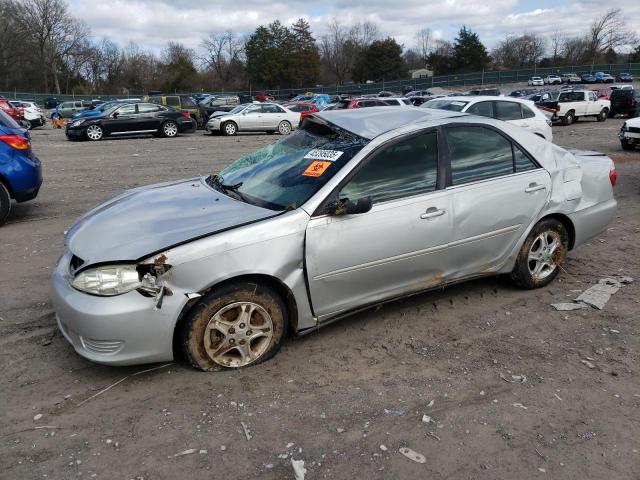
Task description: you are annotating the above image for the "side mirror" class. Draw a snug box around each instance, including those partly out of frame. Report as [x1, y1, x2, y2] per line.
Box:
[112, 111, 119, 118]
[327, 197, 372, 216]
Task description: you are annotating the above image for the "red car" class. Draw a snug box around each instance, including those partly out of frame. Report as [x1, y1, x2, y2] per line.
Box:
[590, 87, 612, 100]
[254, 92, 275, 102]
[334, 97, 390, 109]
[283, 102, 319, 123]
[0, 98, 25, 124]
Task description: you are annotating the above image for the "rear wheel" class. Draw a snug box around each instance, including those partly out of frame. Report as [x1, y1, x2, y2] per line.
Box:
[278, 121, 292, 135]
[85, 125, 103, 141]
[179, 282, 288, 370]
[0, 182, 11, 224]
[597, 108, 608, 122]
[510, 219, 568, 289]
[162, 121, 178, 138]
[561, 111, 574, 126]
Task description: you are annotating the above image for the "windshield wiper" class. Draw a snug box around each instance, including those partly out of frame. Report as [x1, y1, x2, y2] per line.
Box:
[207, 174, 248, 203]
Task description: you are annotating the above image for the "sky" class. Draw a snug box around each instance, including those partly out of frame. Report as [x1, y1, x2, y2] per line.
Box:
[68, 0, 640, 54]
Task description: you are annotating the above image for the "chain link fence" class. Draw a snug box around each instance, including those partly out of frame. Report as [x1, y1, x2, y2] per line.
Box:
[2, 63, 639, 104]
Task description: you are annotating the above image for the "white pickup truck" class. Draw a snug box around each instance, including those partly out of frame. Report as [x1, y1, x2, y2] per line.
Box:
[536, 90, 611, 126]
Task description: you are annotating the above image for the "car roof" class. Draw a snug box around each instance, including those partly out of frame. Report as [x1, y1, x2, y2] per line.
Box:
[314, 106, 466, 140]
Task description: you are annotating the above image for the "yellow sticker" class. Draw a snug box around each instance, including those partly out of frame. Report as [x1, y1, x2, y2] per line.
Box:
[302, 161, 332, 177]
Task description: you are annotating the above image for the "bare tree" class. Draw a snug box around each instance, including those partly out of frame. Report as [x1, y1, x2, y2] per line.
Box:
[0, 0, 25, 90]
[549, 29, 564, 64]
[13, 0, 89, 93]
[415, 27, 432, 62]
[200, 31, 244, 88]
[585, 9, 637, 64]
[492, 33, 546, 68]
[562, 36, 589, 65]
[320, 19, 351, 84]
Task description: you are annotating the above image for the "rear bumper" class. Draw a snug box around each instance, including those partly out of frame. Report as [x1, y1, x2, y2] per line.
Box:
[2, 149, 42, 202]
[569, 198, 617, 249]
[177, 119, 196, 133]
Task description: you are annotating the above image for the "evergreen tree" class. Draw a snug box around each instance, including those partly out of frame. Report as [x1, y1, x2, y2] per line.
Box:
[245, 21, 294, 89]
[289, 18, 320, 88]
[353, 37, 406, 82]
[452, 26, 490, 73]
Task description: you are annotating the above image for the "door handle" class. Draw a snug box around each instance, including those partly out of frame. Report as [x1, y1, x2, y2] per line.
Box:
[525, 183, 546, 193]
[420, 207, 446, 220]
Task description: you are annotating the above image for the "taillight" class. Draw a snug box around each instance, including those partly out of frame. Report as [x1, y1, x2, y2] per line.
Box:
[181, 111, 191, 118]
[609, 167, 617, 187]
[0, 134, 30, 150]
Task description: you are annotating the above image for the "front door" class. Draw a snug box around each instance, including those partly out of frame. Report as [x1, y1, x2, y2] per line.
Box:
[442, 125, 552, 279]
[103, 104, 138, 134]
[239, 105, 263, 130]
[305, 130, 454, 319]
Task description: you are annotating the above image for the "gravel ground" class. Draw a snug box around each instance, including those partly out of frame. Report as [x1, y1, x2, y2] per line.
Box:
[1, 117, 639, 480]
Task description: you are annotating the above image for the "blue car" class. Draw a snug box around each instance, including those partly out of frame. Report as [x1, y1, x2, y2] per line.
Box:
[72, 99, 140, 120]
[0, 109, 42, 224]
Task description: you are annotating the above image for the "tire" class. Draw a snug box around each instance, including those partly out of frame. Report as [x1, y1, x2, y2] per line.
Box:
[597, 108, 608, 122]
[561, 111, 574, 126]
[510, 218, 569, 289]
[222, 121, 238, 136]
[85, 124, 103, 141]
[0, 182, 11, 225]
[278, 120, 292, 135]
[179, 282, 288, 370]
[162, 120, 178, 138]
[608, 110, 616, 118]
[621, 139, 634, 151]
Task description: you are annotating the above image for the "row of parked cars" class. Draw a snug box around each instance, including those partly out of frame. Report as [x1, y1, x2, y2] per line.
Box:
[528, 72, 633, 86]
[0, 97, 47, 129]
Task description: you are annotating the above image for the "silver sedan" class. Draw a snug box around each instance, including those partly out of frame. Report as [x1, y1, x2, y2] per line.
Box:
[52, 107, 617, 369]
[205, 102, 299, 136]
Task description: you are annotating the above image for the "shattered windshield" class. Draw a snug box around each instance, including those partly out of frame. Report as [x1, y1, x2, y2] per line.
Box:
[422, 99, 469, 111]
[209, 121, 369, 211]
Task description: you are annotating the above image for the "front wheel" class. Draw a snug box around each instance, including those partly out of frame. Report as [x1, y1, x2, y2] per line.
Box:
[85, 124, 103, 141]
[561, 112, 574, 126]
[278, 120, 292, 135]
[222, 121, 237, 136]
[162, 121, 178, 138]
[597, 109, 608, 122]
[0, 182, 11, 225]
[510, 219, 568, 289]
[179, 282, 288, 370]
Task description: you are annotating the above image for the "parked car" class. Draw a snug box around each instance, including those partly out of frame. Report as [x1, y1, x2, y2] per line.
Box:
[526, 91, 557, 104]
[0, 98, 29, 128]
[619, 117, 640, 150]
[536, 89, 610, 126]
[594, 72, 615, 83]
[288, 94, 331, 107]
[590, 86, 613, 100]
[561, 73, 582, 84]
[408, 95, 437, 106]
[9, 101, 46, 128]
[421, 96, 552, 141]
[199, 95, 241, 117]
[205, 103, 299, 136]
[468, 87, 501, 96]
[65, 102, 196, 141]
[334, 98, 390, 109]
[51, 106, 617, 369]
[608, 89, 639, 118]
[580, 73, 596, 84]
[71, 99, 141, 120]
[43, 97, 59, 109]
[617, 72, 634, 82]
[528, 76, 544, 86]
[254, 92, 275, 102]
[406, 90, 433, 97]
[283, 102, 319, 124]
[509, 88, 539, 98]
[378, 97, 413, 106]
[544, 75, 562, 85]
[0, 110, 42, 224]
[58, 101, 91, 119]
[148, 95, 205, 128]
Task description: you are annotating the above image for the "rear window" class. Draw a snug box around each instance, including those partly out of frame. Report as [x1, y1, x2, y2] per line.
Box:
[180, 96, 196, 108]
[422, 99, 469, 112]
[0, 109, 20, 129]
[166, 97, 180, 107]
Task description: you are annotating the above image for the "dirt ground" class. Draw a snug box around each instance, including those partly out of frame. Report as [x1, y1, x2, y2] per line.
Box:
[1, 117, 639, 480]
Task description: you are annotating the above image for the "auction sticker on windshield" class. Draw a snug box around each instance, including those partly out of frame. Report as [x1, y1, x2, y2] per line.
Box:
[303, 161, 332, 177]
[303, 149, 344, 162]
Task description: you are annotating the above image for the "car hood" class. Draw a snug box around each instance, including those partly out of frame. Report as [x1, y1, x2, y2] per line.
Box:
[208, 111, 233, 119]
[66, 177, 279, 266]
[625, 117, 640, 128]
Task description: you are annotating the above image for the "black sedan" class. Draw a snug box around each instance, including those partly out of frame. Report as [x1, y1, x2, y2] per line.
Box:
[65, 102, 196, 141]
[617, 72, 634, 82]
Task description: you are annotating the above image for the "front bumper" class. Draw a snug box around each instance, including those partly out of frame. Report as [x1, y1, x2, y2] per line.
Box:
[619, 130, 640, 143]
[52, 251, 187, 366]
[65, 127, 85, 139]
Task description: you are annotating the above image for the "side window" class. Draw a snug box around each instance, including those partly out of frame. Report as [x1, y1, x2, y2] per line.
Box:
[166, 97, 180, 107]
[514, 144, 537, 172]
[340, 131, 438, 204]
[245, 105, 261, 114]
[466, 101, 493, 118]
[522, 105, 536, 119]
[446, 127, 514, 185]
[494, 101, 523, 120]
[262, 104, 283, 113]
[588, 92, 597, 101]
[116, 104, 137, 115]
[181, 97, 196, 108]
[138, 103, 161, 113]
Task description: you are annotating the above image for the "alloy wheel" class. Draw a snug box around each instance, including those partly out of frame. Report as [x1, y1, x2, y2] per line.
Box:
[86, 125, 103, 141]
[203, 302, 274, 368]
[163, 122, 178, 137]
[527, 230, 562, 281]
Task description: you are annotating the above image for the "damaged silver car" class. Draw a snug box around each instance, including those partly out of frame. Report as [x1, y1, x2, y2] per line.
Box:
[52, 107, 617, 369]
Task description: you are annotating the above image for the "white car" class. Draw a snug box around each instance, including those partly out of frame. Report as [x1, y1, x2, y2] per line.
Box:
[619, 117, 640, 151]
[528, 76, 544, 86]
[376, 97, 414, 106]
[421, 96, 553, 141]
[206, 103, 300, 136]
[544, 75, 562, 85]
[9, 100, 46, 128]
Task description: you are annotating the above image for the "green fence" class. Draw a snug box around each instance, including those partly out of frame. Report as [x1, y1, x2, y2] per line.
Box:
[2, 62, 639, 105]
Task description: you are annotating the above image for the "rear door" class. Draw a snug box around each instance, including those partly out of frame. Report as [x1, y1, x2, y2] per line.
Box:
[137, 103, 165, 130]
[260, 104, 285, 129]
[305, 129, 454, 319]
[442, 125, 551, 279]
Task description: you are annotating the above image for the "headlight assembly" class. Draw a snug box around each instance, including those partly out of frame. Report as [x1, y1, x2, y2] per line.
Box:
[70, 119, 85, 127]
[72, 264, 142, 296]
